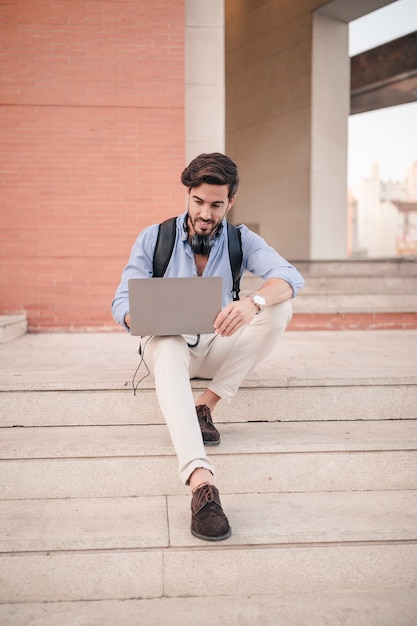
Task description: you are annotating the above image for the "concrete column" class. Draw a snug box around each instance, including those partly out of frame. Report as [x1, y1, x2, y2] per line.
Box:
[185, 0, 225, 164]
[225, 3, 313, 258]
[310, 12, 350, 259]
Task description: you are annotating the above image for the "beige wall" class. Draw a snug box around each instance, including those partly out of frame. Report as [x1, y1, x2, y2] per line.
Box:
[225, 1, 318, 259]
[224, 0, 392, 260]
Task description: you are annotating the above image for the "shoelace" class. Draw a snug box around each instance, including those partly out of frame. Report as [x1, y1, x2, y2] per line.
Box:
[201, 483, 215, 502]
[197, 405, 213, 425]
[193, 482, 216, 506]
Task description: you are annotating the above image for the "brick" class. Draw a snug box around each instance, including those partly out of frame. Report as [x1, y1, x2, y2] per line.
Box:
[0, 0, 185, 329]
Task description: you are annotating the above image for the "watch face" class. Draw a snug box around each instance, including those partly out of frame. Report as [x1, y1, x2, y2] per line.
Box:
[254, 295, 266, 306]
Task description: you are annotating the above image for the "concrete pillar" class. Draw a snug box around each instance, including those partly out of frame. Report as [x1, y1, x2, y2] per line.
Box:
[185, 0, 225, 164]
[310, 13, 349, 259]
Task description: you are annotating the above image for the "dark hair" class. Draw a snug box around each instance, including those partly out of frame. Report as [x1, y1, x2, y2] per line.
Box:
[181, 152, 239, 199]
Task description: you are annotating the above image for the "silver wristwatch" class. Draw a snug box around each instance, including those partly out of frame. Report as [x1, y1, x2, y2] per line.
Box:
[247, 293, 266, 314]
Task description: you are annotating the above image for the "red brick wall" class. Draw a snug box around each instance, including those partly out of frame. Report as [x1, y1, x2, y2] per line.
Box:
[0, 0, 185, 330]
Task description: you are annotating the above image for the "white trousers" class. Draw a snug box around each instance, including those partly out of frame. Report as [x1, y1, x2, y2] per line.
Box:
[141, 300, 293, 484]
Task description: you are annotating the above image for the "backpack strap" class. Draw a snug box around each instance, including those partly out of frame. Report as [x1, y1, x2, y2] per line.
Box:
[227, 222, 243, 301]
[153, 216, 177, 277]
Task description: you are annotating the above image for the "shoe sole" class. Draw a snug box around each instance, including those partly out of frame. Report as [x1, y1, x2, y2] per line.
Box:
[203, 439, 220, 446]
[191, 527, 232, 542]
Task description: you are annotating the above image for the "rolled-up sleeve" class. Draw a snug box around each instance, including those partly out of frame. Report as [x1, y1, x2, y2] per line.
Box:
[240, 225, 304, 297]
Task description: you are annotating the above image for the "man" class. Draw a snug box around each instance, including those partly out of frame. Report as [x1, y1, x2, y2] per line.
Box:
[112, 153, 304, 542]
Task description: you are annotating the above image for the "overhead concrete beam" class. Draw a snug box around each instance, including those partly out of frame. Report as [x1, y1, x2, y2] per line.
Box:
[317, 0, 396, 23]
[351, 32, 417, 114]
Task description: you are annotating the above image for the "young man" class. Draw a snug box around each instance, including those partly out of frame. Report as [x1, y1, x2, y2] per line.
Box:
[112, 153, 304, 542]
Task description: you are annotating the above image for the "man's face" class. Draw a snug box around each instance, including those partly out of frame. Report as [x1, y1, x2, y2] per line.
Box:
[187, 183, 236, 238]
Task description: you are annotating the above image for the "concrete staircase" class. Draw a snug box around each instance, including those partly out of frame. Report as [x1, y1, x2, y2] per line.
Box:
[0, 328, 416, 624]
[243, 258, 417, 329]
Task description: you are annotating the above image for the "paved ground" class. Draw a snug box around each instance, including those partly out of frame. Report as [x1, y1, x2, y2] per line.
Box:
[1, 590, 417, 626]
[1, 329, 416, 390]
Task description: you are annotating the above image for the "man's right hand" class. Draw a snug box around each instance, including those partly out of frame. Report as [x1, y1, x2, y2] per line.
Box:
[124, 313, 131, 329]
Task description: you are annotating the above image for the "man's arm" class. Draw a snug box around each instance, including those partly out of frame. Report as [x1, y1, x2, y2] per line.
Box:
[111, 226, 159, 330]
[214, 277, 292, 337]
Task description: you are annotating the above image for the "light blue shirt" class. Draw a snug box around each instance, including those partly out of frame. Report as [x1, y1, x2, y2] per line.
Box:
[112, 212, 304, 329]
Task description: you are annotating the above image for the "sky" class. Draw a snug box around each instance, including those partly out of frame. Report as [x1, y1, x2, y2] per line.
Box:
[347, 0, 417, 186]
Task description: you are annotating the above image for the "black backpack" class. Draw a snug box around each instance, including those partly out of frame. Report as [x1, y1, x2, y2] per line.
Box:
[153, 217, 243, 301]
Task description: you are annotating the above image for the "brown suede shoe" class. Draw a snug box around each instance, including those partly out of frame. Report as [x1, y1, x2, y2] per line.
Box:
[191, 483, 231, 541]
[196, 404, 220, 446]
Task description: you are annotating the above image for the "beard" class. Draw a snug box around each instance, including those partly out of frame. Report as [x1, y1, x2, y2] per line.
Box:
[188, 214, 221, 238]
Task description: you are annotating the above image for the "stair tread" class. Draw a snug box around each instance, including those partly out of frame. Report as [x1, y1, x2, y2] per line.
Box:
[0, 496, 168, 552]
[1, 590, 416, 626]
[1, 421, 416, 459]
[1, 490, 416, 553]
[0, 329, 416, 392]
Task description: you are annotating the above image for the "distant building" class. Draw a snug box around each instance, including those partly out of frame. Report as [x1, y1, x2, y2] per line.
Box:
[393, 201, 417, 256]
[350, 162, 417, 258]
[347, 192, 359, 257]
[406, 162, 417, 201]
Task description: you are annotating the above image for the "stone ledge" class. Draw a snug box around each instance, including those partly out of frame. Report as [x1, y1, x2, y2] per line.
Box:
[0, 315, 27, 345]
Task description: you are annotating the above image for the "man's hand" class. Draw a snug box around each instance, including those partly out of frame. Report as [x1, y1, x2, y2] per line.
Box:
[213, 277, 293, 337]
[213, 298, 258, 337]
[124, 313, 131, 329]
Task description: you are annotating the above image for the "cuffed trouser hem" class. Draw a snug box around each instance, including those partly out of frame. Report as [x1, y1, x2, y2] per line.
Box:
[182, 460, 214, 486]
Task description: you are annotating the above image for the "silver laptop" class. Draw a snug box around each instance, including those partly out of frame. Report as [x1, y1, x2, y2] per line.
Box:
[128, 276, 223, 336]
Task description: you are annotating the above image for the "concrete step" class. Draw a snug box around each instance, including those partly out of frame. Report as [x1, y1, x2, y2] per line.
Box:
[1, 379, 416, 426]
[0, 315, 27, 345]
[1, 421, 416, 499]
[2, 590, 417, 626]
[243, 273, 417, 295]
[289, 259, 417, 277]
[292, 292, 417, 313]
[0, 490, 416, 603]
[296, 276, 417, 293]
[1, 331, 416, 426]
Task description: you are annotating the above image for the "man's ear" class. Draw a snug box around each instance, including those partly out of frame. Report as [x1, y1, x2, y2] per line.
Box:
[227, 194, 236, 210]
